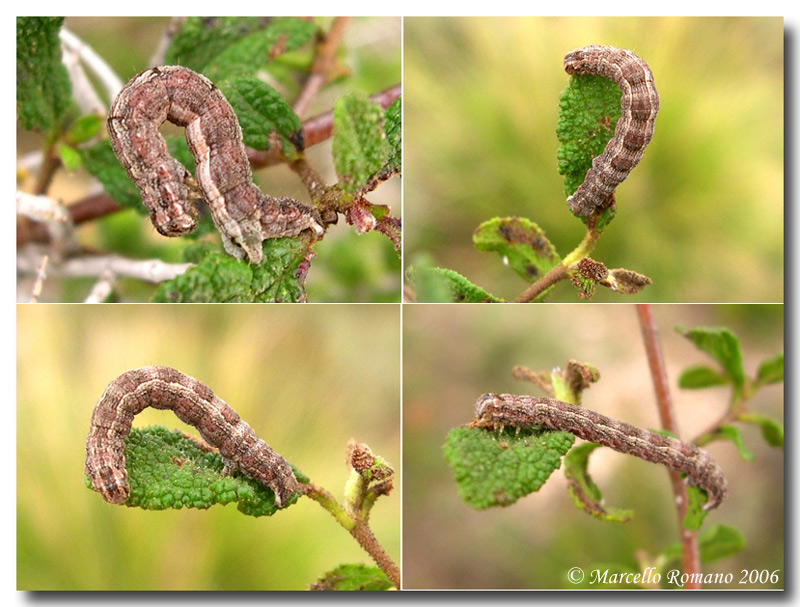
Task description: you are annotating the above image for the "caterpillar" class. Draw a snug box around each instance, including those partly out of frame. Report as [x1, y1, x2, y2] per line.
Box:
[474, 393, 727, 510]
[85, 366, 298, 507]
[107, 66, 323, 264]
[563, 45, 659, 216]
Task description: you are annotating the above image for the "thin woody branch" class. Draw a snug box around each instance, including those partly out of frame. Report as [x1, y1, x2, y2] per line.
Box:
[636, 304, 702, 587]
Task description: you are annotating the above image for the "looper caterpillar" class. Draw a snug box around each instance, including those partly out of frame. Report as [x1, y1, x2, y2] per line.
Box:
[85, 366, 298, 507]
[474, 393, 727, 510]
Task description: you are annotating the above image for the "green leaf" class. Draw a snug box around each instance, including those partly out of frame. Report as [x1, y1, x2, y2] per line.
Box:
[410, 264, 502, 303]
[16, 17, 72, 133]
[556, 73, 621, 217]
[682, 485, 711, 531]
[84, 426, 304, 517]
[443, 425, 574, 510]
[309, 564, 394, 591]
[164, 17, 317, 80]
[738, 413, 784, 448]
[152, 236, 315, 302]
[384, 97, 402, 174]
[678, 365, 730, 389]
[755, 353, 784, 386]
[80, 141, 143, 209]
[332, 92, 390, 194]
[57, 144, 82, 171]
[564, 443, 633, 522]
[712, 425, 754, 462]
[66, 113, 102, 144]
[676, 326, 746, 396]
[660, 524, 746, 566]
[222, 77, 304, 158]
[473, 217, 561, 283]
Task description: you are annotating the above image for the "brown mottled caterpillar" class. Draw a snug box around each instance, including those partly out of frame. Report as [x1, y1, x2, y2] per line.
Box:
[85, 366, 298, 507]
[107, 66, 324, 264]
[474, 393, 727, 510]
[563, 45, 659, 216]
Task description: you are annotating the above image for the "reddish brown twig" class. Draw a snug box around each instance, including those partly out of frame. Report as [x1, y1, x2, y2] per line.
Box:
[293, 17, 350, 118]
[636, 304, 701, 588]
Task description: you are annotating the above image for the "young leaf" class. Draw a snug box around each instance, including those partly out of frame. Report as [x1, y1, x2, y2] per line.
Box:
[678, 365, 730, 389]
[564, 442, 633, 522]
[755, 353, 784, 387]
[84, 426, 305, 516]
[682, 486, 711, 531]
[57, 144, 83, 172]
[309, 564, 394, 591]
[660, 524, 745, 566]
[16, 17, 72, 133]
[66, 114, 103, 144]
[556, 73, 621, 219]
[443, 425, 575, 510]
[711, 425, 754, 462]
[738, 413, 784, 448]
[473, 217, 560, 283]
[222, 77, 304, 159]
[676, 326, 746, 396]
[332, 92, 390, 194]
[410, 265, 503, 303]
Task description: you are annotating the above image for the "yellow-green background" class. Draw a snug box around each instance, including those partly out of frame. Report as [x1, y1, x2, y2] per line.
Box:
[403, 304, 783, 589]
[17, 305, 400, 590]
[404, 17, 783, 302]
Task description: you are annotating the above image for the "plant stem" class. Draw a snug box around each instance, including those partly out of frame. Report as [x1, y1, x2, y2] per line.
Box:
[301, 482, 400, 588]
[513, 264, 567, 302]
[636, 304, 702, 588]
[293, 17, 350, 118]
[513, 227, 600, 302]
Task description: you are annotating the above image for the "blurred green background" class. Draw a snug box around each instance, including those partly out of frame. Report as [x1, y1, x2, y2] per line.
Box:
[17, 304, 400, 590]
[403, 304, 783, 588]
[404, 17, 783, 302]
[18, 17, 401, 302]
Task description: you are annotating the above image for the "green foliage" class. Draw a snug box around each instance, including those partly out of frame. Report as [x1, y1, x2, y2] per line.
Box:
[85, 426, 305, 517]
[80, 141, 144, 209]
[384, 98, 402, 174]
[443, 425, 575, 510]
[333, 92, 390, 194]
[310, 564, 394, 591]
[16, 17, 72, 133]
[677, 365, 730, 389]
[755, 353, 784, 386]
[712, 425, 754, 462]
[473, 217, 561, 283]
[410, 262, 502, 303]
[563, 443, 633, 523]
[556, 74, 621, 199]
[738, 413, 784, 448]
[163, 17, 317, 81]
[682, 486, 712, 530]
[152, 237, 314, 302]
[659, 524, 746, 566]
[222, 77, 304, 158]
[56, 144, 82, 171]
[677, 324, 783, 454]
[676, 326, 746, 396]
[65, 113, 103, 144]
